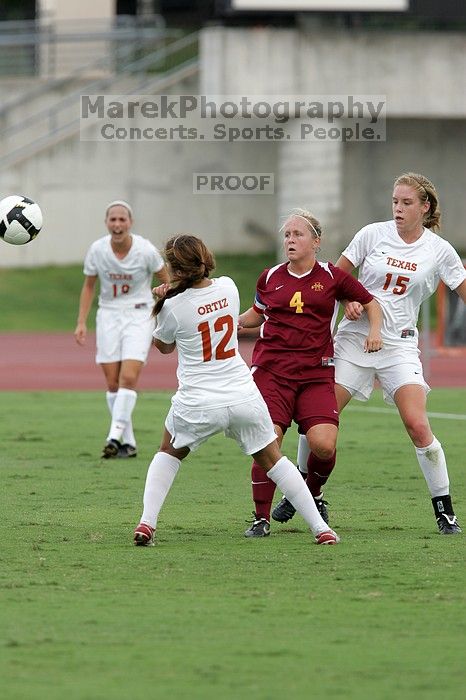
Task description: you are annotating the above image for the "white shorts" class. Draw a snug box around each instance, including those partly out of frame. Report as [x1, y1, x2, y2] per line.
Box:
[334, 333, 430, 405]
[96, 306, 154, 364]
[165, 396, 277, 454]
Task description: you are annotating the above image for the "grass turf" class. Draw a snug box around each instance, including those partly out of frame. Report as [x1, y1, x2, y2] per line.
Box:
[1, 389, 465, 699]
[0, 253, 276, 332]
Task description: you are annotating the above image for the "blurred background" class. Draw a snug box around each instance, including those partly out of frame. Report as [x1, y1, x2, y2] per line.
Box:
[0, 0, 465, 351]
[1, 1, 465, 261]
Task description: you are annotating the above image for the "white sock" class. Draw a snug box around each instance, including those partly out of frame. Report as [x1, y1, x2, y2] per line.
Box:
[106, 391, 117, 414]
[107, 390, 136, 447]
[107, 388, 137, 443]
[122, 421, 136, 448]
[297, 434, 310, 475]
[140, 452, 181, 528]
[415, 437, 449, 498]
[267, 456, 330, 535]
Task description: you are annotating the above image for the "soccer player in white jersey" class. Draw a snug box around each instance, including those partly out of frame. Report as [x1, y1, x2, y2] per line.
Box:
[74, 201, 169, 459]
[133, 234, 339, 547]
[273, 173, 466, 535]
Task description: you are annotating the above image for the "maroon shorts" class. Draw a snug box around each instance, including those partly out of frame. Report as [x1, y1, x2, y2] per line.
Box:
[252, 366, 339, 435]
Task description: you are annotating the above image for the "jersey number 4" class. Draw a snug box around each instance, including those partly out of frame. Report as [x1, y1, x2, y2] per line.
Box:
[382, 273, 409, 295]
[289, 291, 304, 313]
[198, 315, 236, 362]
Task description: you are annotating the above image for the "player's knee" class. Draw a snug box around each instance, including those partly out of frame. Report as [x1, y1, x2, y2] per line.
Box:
[313, 443, 336, 461]
[119, 375, 138, 390]
[406, 419, 430, 445]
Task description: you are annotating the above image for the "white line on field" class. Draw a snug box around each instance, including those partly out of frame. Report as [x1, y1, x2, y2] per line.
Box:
[347, 406, 466, 421]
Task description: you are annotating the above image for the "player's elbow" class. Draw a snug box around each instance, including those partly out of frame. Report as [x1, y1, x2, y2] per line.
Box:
[153, 339, 175, 354]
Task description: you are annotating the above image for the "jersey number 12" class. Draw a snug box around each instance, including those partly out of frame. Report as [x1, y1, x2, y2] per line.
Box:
[198, 315, 236, 362]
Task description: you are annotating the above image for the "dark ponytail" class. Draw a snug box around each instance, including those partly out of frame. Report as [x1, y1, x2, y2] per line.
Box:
[153, 235, 215, 316]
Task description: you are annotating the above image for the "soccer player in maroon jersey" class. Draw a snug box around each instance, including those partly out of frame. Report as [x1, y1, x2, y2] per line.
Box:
[275, 173, 466, 535]
[239, 210, 383, 537]
[133, 234, 339, 547]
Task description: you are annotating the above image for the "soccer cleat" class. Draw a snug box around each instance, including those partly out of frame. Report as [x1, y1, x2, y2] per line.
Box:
[431, 495, 461, 535]
[272, 495, 329, 524]
[436, 513, 462, 535]
[272, 496, 296, 523]
[101, 439, 121, 459]
[244, 513, 270, 538]
[314, 495, 329, 525]
[134, 523, 155, 546]
[117, 443, 137, 458]
[315, 530, 340, 545]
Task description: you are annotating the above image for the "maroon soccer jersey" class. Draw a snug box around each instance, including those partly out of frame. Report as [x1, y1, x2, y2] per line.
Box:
[252, 261, 373, 381]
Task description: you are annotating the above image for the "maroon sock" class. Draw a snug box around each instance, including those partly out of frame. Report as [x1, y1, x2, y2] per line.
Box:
[306, 451, 336, 497]
[251, 461, 276, 520]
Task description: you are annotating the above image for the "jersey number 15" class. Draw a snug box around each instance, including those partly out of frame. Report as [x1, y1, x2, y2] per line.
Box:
[383, 273, 409, 295]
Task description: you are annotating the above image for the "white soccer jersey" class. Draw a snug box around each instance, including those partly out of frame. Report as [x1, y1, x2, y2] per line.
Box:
[336, 220, 466, 348]
[154, 276, 262, 408]
[83, 234, 165, 309]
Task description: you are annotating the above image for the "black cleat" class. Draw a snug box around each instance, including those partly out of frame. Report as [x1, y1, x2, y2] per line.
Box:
[117, 443, 137, 458]
[272, 495, 329, 525]
[244, 513, 270, 538]
[436, 513, 462, 535]
[314, 495, 329, 525]
[272, 497, 296, 523]
[102, 439, 121, 459]
[432, 495, 461, 535]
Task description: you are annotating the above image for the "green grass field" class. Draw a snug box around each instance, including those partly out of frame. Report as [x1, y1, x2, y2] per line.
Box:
[1, 389, 465, 700]
[0, 253, 276, 331]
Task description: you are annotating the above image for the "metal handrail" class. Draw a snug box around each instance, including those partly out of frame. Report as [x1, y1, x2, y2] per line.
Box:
[0, 14, 167, 36]
[0, 28, 182, 118]
[1, 31, 200, 141]
[0, 30, 200, 168]
[0, 58, 200, 169]
[0, 14, 174, 79]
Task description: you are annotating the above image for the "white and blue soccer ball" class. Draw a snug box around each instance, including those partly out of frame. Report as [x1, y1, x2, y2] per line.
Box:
[0, 195, 43, 245]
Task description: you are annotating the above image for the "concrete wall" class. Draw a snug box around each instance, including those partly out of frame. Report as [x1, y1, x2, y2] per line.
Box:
[201, 28, 466, 118]
[0, 141, 277, 266]
[202, 27, 466, 260]
[0, 77, 277, 268]
[37, 0, 116, 78]
[1, 26, 465, 267]
[342, 119, 466, 252]
[39, 0, 115, 21]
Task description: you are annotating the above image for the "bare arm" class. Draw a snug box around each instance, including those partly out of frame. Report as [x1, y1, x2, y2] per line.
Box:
[74, 276, 97, 345]
[154, 265, 170, 285]
[337, 253, 382, 350]
[336, 254, 364, 321]
[361, 298, 383, 352]
[454, 279, 466, 303]
[238, 306, 264, 329]
[153, 338, 176, 354]
[151, 280, 175, 353]
[335, 254, 354, 274]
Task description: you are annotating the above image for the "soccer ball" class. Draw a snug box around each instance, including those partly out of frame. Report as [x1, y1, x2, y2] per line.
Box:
[0, 195, 43, 245]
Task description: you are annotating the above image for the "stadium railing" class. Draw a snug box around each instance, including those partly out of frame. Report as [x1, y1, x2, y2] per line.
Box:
[0, 30, 200, 169]
[0, 15, 178, 78]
